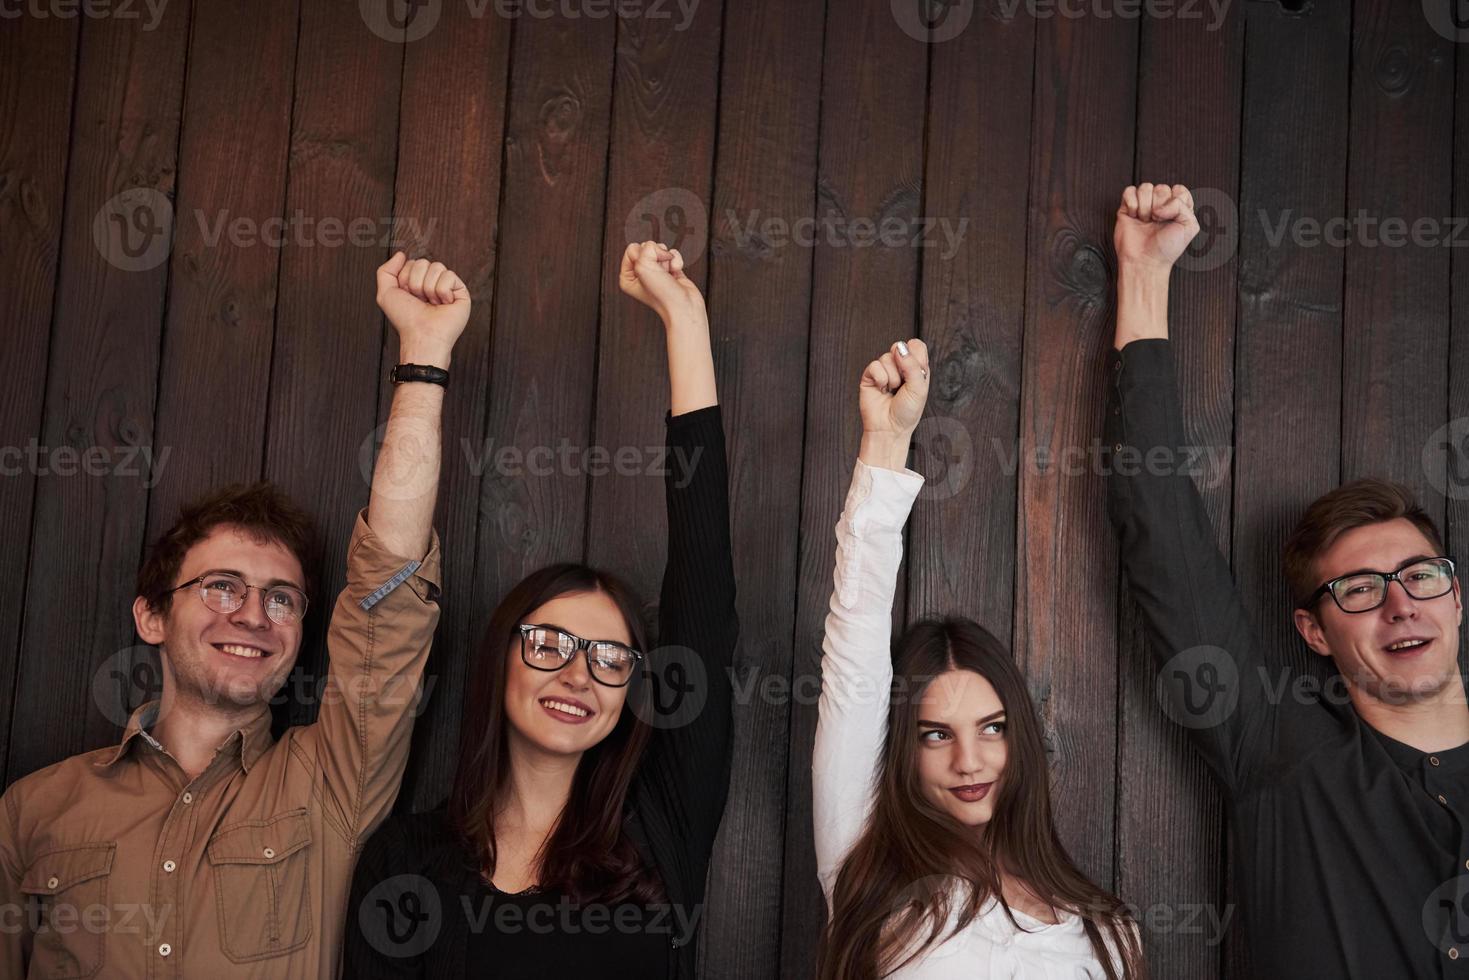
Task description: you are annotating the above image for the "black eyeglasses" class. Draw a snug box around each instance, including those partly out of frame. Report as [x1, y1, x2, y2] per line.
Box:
[172, 571, 309, 626]
[517, 624, 643, 687]
[1302, 556, 1457, 614]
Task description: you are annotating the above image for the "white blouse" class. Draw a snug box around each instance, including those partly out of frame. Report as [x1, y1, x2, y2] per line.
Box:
[812, 460, 1126, 979]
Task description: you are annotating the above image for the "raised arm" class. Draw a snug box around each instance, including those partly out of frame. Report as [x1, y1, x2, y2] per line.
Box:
[1108, 184, 1272, 793]
[617, 242, 739, 876]
[309, 253, 470, 842]
[812, 339, 929, 903]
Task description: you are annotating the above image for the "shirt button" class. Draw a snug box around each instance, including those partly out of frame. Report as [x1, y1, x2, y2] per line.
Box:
[1114, 444, 1123, 453]
[1439, 794, 1449, 806]
[1431, 756, 1441, 767]
[182, 791, 193, 804]
[46, 876, 58, 889]
[1451, 948, 1460, 960]
[162, 860, 176, 873]
[263, 847, 275, 859]
[159, 943, 172, 957]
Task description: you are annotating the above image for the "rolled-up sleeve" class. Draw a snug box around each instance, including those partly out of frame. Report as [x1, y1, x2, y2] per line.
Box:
[310, 509, 442, 843]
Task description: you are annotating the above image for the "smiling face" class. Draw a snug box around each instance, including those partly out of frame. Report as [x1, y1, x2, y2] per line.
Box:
[502, 590, 634, 760]
[133, 524, 305, 714]
[1293, 518, 1463, 705]
[914, 669, 1009, 828]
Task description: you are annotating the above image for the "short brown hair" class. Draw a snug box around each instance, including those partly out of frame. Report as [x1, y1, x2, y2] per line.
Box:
[1283, 478, 1446, 607]
[136, 482, 321, 614]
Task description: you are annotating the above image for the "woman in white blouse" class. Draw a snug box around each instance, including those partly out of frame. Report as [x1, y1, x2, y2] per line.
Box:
[813, 338, 1146, 980]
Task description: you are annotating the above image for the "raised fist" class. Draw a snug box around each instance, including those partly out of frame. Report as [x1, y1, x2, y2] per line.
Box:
[619, 240, 706, 327]
[860, 338, 930, 440]
[375, 251, 471, 366]
[1113, 183, 1199, 273]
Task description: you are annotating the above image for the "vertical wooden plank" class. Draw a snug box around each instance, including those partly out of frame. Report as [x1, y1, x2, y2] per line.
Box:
[1115, 6, 1241, 977]
[384, 1, 515, 814]
[463, 5, 618, 787]
[144, 0, 299, 534]
[261, 2, 405, 729]
[782, 0, 928, 975]
[585, 0, 723, 634]
[1340, 0, 1454, 518]
[1231, 2, 1352, 976]
[684, 3, 827, 975]
[0, 11, 79, 784]
[6, 5, 193, 780]
[571, 0, 747, 967]
[906, 0, 1035, 642]
[1015, 10, 1137, 889]
[1449, 0, 1469, 634]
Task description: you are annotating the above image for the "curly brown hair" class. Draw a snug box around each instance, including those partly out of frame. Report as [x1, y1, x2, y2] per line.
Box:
[136, 482, 321, 614]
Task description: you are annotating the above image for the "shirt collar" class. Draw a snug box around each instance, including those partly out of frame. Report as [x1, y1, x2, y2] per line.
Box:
[1370, 722, 1469, 774]
[94, 699, 275, 772]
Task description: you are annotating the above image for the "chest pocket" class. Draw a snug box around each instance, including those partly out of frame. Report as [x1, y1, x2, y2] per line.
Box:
[20, 842, 116, 979]
[206, 808, 313, 963]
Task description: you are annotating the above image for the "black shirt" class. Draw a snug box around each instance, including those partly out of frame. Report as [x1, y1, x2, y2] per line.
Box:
[461, 879, 673, 978]
[1106, 339, 1469, 979]
[343, 406, 738, 980]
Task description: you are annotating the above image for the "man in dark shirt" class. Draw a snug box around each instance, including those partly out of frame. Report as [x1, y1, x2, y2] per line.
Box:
[1107, 182, 1469, 978]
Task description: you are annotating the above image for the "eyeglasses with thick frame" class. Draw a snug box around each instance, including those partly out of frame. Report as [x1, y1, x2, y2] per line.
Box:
[172, 571, 310, 626]
[1301, 556, 1458, 614]
[517, 623, 643, 688]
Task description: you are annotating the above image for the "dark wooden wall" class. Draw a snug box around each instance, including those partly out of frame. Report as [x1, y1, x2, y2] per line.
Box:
[2, 0, 1465, 976]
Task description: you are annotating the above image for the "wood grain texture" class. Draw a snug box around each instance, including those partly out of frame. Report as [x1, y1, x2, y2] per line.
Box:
[1230, 2, 1353, 976]
[1015, 9, 1138, 890]
[387, 0, 515, 814]
[1113, 6, 1242, 978]
[0, 8, 79, 785]
[1, 3, 1463, 975]
[905, 0, 1034, 637]
[781, 0, 928, 975]
[1339, 0, 1454, 517]
[263, 0, 406, 731]
[8, 4, 192, 781]
[695, 1, 826, 975]
[144, 0, 300, 533]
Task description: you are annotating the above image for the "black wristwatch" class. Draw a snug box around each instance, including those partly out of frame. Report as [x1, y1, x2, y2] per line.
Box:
[390, 363, 449, 387]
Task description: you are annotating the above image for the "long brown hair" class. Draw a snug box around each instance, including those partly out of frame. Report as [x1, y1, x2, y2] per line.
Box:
[818, 618, 1147, 979]
[448, 563, 664, 903]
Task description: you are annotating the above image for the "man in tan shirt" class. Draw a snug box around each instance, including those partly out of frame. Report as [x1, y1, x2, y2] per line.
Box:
[0, 252, 471, 978]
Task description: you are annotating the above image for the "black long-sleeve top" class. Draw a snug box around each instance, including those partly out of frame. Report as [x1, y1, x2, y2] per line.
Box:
[343, 405, 738, 980]
[1106, 339, 1469, 979]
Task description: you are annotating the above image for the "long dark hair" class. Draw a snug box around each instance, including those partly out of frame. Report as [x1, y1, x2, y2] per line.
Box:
[818, 618, 1146, 979]
[448, 562, 664, 903]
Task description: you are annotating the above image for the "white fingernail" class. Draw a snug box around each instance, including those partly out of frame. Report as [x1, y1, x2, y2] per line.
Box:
[897, 341, 910, 357]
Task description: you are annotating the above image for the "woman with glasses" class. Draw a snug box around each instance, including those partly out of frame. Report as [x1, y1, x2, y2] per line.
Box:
[344, 241, 737, 980]
[813, 338, 1146, 979]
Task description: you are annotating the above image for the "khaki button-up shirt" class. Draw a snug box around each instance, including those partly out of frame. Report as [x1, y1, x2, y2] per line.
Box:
[0, 509, 441, 979]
